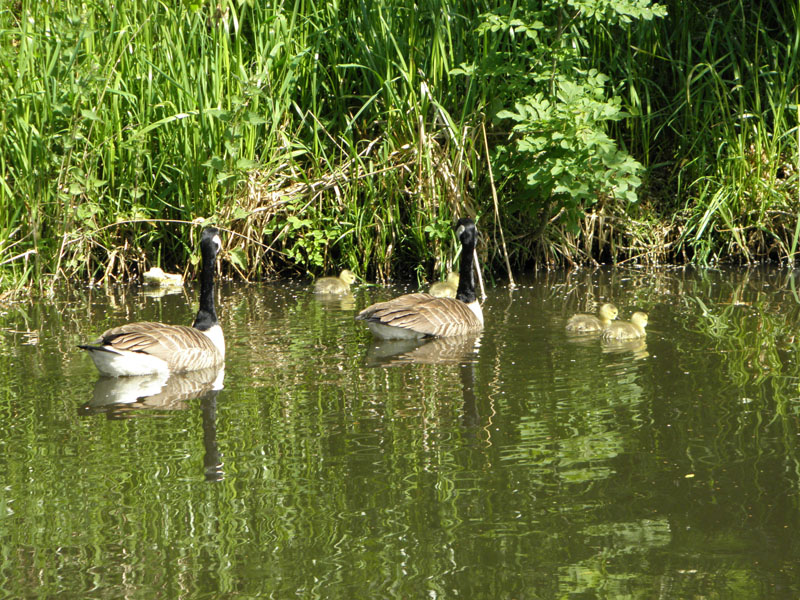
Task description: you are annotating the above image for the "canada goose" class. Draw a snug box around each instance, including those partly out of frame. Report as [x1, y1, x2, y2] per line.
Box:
[79, 227, 225, 376]
[428, 271, 460, 298]
[313, 269, 356, 294]
[602, 311, 648, 341]
[356, 218, 483, 339]
[565, 303, 619, 333]
[143, 267, 184, 288]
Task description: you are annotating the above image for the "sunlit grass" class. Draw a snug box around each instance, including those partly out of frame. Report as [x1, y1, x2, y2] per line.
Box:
[1, 0, 798, 295]
[633, 0, 800, 263]
[0, 0, 492, 291]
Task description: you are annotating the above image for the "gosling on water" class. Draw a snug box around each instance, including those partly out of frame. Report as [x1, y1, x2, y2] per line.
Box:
[602, 312, 648, 341]
[566, 303, 618, 333]
[313, 269, 357, 295]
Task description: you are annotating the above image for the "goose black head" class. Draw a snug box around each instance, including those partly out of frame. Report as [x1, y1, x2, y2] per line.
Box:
[200, 227, 222, 258]
[455, 218, 477, 249]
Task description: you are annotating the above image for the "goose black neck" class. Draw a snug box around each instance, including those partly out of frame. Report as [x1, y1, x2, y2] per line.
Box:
[193, 230, 219, 331]
[455, 222, 478, 304]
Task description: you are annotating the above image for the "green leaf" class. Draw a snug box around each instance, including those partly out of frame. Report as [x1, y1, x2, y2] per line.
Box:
[450, 63, 476, 76]
[236, 158, 258, 170]
[80, 109, 100, 122]
[244, 111, 268, 125]
[229, 248, 247, 270]
[496, 109, 522, 122]
[204, 108, 232, 121]
[233, 206, 250, 220]
[203, 156, 226, 171]
[76, 203, 101, 220]
[129, 111, 197, 140]
[216, 172, 236, 184]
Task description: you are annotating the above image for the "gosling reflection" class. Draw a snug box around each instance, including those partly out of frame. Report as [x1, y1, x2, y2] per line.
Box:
[313, 292, 356, 311]
[79, 367, 225, 481]
[601, 337, 649, 359]
[140, 285, 186, 299]
[364, 334, 480, 367]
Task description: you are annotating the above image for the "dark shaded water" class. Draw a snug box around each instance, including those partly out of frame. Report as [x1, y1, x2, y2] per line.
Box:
[2, 267, 800, 598]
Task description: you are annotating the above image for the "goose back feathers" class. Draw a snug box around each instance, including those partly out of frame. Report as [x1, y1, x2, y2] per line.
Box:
[80, 227, 225, 376]
[356, 218, 483, 339]
[357, 293, 483, 339]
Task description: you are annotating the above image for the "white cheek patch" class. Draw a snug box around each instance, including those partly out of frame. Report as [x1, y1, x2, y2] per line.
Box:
[467, 301, 484, 325]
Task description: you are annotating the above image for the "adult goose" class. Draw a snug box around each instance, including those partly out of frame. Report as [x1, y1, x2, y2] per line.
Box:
[313, 269, 356, 295]
[79, 227, 225, 376]
[356, 218, 483, 339]
[428, 271, 460, 298]
[565, 303, 619, 333]
[602, 311, 648, 341]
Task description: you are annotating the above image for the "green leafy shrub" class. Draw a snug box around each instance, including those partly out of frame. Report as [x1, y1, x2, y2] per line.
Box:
[460, 0, 665, 259]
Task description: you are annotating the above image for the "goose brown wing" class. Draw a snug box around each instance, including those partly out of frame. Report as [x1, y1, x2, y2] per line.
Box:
[357, 293, 482, 337]
[95, 322, 222, 371]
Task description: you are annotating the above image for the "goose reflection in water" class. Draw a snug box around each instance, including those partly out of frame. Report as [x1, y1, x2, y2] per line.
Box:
[364, 334, 485, 431]
[364, 334, 481, 368]
[78, 367, 225, 481]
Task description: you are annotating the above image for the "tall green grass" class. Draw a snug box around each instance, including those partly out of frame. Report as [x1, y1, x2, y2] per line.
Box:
[1, 0, 798, 294]
[603, 0, 800, 263]
[0, 0, 495, 291]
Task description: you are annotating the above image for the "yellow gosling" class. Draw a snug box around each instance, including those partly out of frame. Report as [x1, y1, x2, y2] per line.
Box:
[602, 311, 648, 341]
[428, 272, 459, 298]
[313, 269, 357, 295]
[565, 303, 618, 333]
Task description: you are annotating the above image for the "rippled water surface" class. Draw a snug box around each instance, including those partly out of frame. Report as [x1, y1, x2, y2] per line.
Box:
[2, 267, 800, 598]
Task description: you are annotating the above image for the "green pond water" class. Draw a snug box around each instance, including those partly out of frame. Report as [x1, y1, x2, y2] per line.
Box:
[2, 267, 800, 598]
